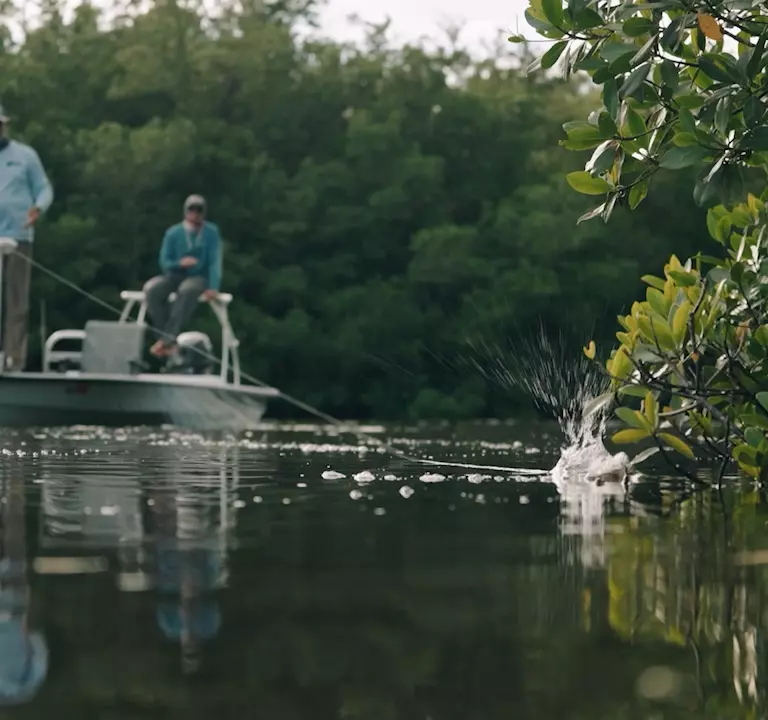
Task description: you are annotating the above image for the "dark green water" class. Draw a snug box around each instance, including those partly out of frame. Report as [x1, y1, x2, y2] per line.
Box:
[0, 421, 764, 719]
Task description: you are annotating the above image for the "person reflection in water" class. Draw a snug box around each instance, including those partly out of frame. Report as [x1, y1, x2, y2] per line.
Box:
[0, 467, 48, 704]
[150, 483, 222, 674]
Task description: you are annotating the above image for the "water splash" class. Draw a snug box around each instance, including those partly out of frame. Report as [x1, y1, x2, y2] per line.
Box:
[464, 324, 611, 449]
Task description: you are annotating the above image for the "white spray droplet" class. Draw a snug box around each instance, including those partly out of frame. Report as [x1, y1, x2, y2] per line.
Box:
[253, 496, 263, 504]
[233, 499, 246, 508]
[349, 490, 364, 500]
[399, 486, 415, 499]
[321, 470, 346, 480]
[519, 495, 530, 505]
[373, 507, 386, 516]
[353, 471, 375, 483]
[99, 505, 120, 516]
[420, 473, 445, 483]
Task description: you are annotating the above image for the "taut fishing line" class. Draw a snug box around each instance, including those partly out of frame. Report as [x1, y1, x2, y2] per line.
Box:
[17, 251, 548, 477]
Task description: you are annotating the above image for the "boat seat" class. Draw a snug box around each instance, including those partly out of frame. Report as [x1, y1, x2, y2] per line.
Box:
[119, 290, 233, 306]
[81, 320, 146, 374]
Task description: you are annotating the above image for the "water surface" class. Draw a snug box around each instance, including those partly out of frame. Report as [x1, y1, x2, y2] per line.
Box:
[0, 421, 764, 719]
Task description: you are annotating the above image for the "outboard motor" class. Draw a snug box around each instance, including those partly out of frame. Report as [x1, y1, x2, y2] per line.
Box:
[165, 331, 214, 375]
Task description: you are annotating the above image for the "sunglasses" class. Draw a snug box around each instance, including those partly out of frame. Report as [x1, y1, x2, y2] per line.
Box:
[186, 205, 205, 213]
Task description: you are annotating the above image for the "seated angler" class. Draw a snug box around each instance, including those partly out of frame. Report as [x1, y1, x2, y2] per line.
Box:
[144, 195, 221, 358]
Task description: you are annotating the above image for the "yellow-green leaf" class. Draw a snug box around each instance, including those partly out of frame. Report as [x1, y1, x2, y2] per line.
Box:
[616, 406, 652, 430]
[609, 346, 632, 381]
[644, 391, 658, 427]
[612, 428, 650, 444]
[641, 274, 665, 291]
[583, 340, 596, 359]
[636, 314, 675, 350]
[672, 300, 691, 343]
[566, 171, 611, 195]
[646, 287, 669, 317]
[659, 432, 695, 459]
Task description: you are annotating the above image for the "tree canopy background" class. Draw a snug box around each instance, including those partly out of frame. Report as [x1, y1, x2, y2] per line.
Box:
[0, 0, 714, 420]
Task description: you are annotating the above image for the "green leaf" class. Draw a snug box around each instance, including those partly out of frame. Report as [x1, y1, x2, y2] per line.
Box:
[745, 426, 765, 449]
[660, 59, 680, 92]
[604, 78, 619, 118]
[598, 112, 617, 137]
[715, 215, 732, 244]
[659, 432, 695, 459]
[748, 32, 767, 79]
[618, 384, 652, 399]
[622, 17, 656, 36]
[714, 97, 731, 135]
[698, 55, 739, 84]
[524, 8, 565, 37]
[668, 270, 697, 286]
[620, 62, 650, 99]
[706, 205, 730, 241]
[659, 145, 708, 169]
[744, 95, 765, 129]
[678, 107, 696, 134]
[541, 0, 564, 28]
[743, 126, 768, 151]
[600, 42, 639, 64]
[574, 7, 603, 29]
[612, 428, 651, 444]
[624, 106, 646, 138]
[756, 391, 768, 412]
[589, 143, 617, 174]
[673, 132, 697, 147]
[629, 179, 649, 209]
[566, 171, 611, 195]
[541, 40, 568, 69]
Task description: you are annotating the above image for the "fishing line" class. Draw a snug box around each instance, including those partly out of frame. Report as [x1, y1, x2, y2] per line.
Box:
[17, 251, 547, 476]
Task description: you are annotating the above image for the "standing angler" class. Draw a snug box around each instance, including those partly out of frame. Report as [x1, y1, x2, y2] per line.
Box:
[0, 104, 54, 370]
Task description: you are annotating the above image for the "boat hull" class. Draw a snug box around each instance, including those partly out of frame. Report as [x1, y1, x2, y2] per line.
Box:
[0, 372, 277, 429]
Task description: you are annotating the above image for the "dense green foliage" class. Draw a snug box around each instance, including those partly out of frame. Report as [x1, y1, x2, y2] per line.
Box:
[1, 0, 711, 419]
[520, 0, 768, 478]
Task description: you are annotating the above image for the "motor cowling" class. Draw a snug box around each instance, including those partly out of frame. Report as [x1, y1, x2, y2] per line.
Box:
[167, 331, 214, 375]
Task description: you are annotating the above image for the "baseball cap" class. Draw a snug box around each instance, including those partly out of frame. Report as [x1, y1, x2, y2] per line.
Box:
[184, 194, 206, 212]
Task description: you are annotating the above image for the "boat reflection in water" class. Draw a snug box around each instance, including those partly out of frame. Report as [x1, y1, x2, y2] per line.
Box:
[37, 442, 243, 675]
[0, 463, 48, 705]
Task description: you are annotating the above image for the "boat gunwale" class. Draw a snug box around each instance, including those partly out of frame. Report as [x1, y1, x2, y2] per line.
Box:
[0, 371, 280, 397]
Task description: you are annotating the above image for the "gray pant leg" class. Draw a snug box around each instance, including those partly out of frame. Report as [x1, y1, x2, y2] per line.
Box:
[144, 274, 181, 341]
[164, 276, 206, 341]
[3, 243, 32, 370]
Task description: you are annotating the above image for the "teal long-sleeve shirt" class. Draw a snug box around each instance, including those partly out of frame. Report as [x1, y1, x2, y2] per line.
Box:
[159, 221, 222, 291]
[0, 140, 53, 242]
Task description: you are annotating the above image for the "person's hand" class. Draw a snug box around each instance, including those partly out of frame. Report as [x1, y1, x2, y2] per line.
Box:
[179, 256, 198, 268]
[202, 289, 219, 302]
[24, 207, 40, 228]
